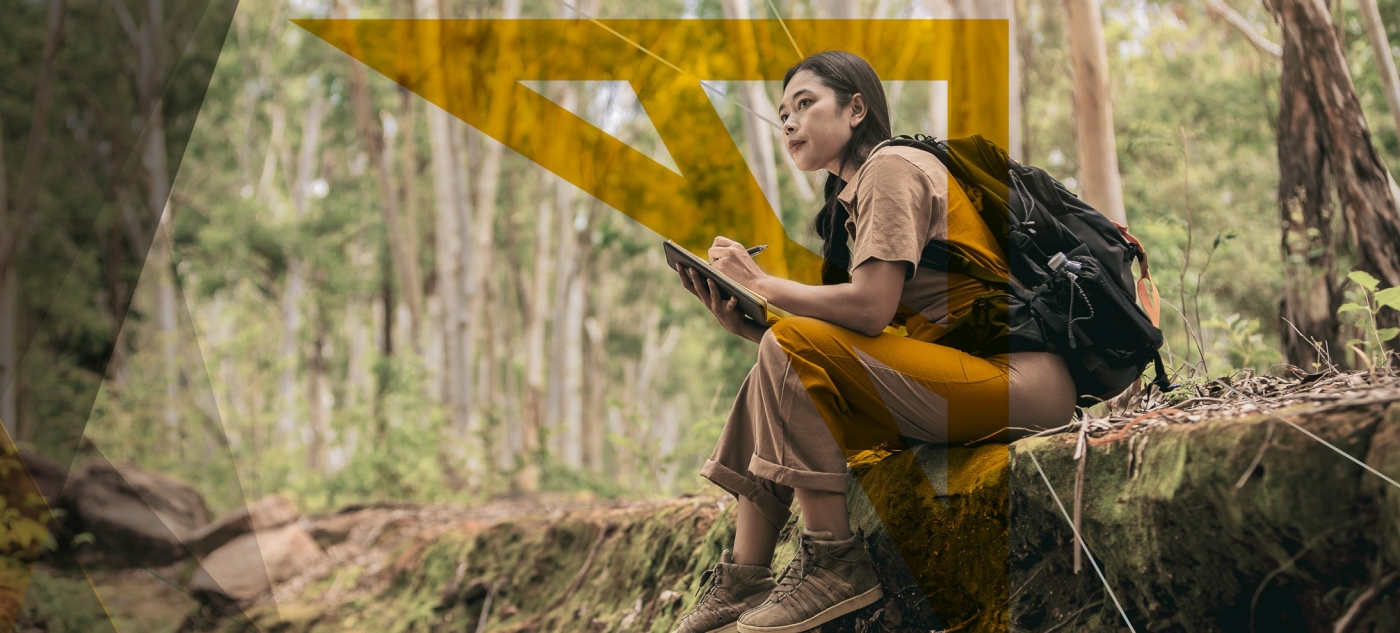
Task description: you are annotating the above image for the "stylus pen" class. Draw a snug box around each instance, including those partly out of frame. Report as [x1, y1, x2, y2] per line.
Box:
[746, 244, 768, 257]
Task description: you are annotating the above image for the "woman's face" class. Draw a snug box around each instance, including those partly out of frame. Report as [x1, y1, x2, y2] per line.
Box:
[779, 69, 866, 176]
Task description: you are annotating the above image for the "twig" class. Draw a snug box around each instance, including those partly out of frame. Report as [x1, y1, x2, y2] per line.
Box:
[1073, 421, 1088, 574]
[1334, 570, 1400, 633]
[1041, 599, 1106, 633]
[1169, 396, 1227, 410]
[475, 578, 501, 633]
[1282, 316, 1338, 374]
[1089, 409, 1183, 446]
[544, 522, 613, 613]
[1234, 420, 1274, 489]
[1008, 562, 1045, 604]
[1202, 0, 1283, 57]
[1026, 451, 1138, 632]
[1162, 297, 1207, 377]
[1249, 520, 1360, 633]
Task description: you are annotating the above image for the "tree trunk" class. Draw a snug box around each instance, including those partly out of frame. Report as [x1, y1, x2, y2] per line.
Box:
[720, 0, 780, 213]
[584, 282, 607, 474]
[456, 0, 522, 473]
[520, 194, 553, 491]
[428, 103, 466, 416]
[816, 0, 856, 18]
[923, 1, 953, 140]
[0, 114, 13, 438]
[1270, 0, 1400, 349]
[342, 0, 424, 351]
[1063, 0, 1126, 225]
[293, 91, 327, 469]
[560, 204, 595, 470]
[1007, 0, 1022, 160]
[927, 1, 1020, 159]
[307, 312, 328, 472]
[398, 87, 424, 335]
[545, 105, 579, 462]
[0, 2, 62, 443]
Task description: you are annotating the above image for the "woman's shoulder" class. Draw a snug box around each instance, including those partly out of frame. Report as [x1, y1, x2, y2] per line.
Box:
[856, 144, 946, 187]
[839, 143, 950, 208]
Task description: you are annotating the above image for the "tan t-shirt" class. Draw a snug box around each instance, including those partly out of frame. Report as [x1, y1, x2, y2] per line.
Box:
[836, 144, 1010, 344]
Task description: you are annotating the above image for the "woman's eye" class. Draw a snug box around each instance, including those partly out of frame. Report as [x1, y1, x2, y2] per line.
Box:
[799, 99, 811, 109]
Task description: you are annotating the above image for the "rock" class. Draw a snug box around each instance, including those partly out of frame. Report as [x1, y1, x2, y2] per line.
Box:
[63, 459, 209, 567]
[185, 495, 299, 558]
[189, 524, 325, 604]
[18, 450, 66, 510]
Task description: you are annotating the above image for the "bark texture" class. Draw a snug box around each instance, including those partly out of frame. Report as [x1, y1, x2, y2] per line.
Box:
[1270, 0, 1400, 363]
[1063, 0, 1126, 225]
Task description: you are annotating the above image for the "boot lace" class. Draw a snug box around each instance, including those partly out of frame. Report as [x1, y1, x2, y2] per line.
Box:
[690, 563, 726, 611]
[770, 535, 817, 603]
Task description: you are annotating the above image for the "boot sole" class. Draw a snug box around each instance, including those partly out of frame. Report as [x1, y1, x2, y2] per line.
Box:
[735, 584, 884, 633]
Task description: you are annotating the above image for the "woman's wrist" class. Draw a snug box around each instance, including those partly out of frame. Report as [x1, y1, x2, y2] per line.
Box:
[738, 319, 768, 344]
[751, 275, 776, 305]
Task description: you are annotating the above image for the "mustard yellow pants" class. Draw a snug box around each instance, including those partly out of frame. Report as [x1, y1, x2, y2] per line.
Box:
[701, 315, 1076, 530]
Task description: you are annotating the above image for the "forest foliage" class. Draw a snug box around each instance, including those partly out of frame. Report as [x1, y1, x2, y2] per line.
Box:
[5, 0, 1400, 516]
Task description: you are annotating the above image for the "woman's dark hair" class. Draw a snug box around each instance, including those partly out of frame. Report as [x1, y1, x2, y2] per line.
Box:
[782, 51, 891, 285]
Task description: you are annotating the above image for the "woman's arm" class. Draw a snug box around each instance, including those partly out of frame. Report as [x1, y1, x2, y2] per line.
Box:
[754, 260, 905, 336]
[707, 237, 906, 337]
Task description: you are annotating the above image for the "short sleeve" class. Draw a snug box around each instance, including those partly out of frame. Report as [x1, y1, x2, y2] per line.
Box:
[842, 153, 943, 281]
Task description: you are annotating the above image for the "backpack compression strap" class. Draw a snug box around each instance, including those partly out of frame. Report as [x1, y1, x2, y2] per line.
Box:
[918, 240, 1008, 289]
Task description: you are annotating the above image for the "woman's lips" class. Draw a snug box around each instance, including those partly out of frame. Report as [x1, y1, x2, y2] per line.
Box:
[787, 139, 805, 153]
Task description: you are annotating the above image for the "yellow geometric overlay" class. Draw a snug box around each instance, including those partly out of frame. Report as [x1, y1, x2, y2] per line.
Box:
[298, 18, 1012, 629]
[294, 18, 1009, 285]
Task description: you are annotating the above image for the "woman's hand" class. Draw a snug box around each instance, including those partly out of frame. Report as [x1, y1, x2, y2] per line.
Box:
[677, 264, 766, 343]
[708, 236, 766, 293]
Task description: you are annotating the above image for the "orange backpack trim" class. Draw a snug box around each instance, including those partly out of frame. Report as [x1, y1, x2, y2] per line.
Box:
[1112, 222, 1161, 328]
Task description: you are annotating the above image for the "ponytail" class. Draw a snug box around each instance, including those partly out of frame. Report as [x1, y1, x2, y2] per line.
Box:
[815, 174, 852, 285]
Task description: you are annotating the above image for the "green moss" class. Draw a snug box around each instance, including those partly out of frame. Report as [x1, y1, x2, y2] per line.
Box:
[187, 402, 1400, 633]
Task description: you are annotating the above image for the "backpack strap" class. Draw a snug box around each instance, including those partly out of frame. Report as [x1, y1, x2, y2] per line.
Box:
[918, 240, 1008, 289]
[1112, 221, 1162, 327]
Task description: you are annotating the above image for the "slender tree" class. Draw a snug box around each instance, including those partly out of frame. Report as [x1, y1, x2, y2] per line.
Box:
[1267, 0, 1400, 363]
[1063, 0, 1126, 224]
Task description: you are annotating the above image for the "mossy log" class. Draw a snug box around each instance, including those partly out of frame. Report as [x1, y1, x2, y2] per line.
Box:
[200, 400, 1400, 633]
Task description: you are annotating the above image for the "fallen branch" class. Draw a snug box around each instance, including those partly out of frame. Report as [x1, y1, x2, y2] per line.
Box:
[544, 522, 614, 613]
[1088, 409, 1183, 446]
[1334, 570, 1400, 633]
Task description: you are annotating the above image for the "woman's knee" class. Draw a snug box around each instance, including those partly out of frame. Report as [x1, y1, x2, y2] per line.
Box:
[767, 316, 844, 353]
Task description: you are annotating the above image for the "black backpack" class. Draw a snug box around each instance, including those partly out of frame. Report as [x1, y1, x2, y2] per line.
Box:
[879, 134, 1174, 407]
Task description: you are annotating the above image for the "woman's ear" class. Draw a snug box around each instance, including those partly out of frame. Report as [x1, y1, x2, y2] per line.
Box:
[847, 93, 867, 128]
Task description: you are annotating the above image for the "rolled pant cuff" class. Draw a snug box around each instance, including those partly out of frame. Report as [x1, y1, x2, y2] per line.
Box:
[700, 459, 792, 531]
[748, 453, 850, 494]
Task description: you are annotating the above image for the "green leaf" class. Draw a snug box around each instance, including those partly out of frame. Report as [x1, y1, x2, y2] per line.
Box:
[1349, 270, 1380, 291]
[1375, 287, 1400, 311]
[1379, 328, 1400, 342]
[1337, 303, 1370, 314]
[1346, 338, 1365, 347]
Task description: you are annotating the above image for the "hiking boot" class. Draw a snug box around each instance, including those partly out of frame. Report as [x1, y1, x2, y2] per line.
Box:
[735, 528, 883, 633]
[671, 549, 778, 633]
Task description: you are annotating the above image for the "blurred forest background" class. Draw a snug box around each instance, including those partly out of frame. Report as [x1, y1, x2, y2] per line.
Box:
[4, 0, 1400, 519]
